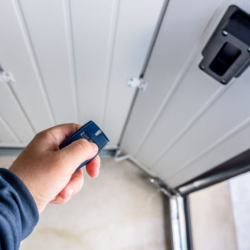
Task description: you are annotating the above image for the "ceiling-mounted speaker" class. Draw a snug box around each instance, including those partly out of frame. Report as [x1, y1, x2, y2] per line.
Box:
[199, 5, 250, 85]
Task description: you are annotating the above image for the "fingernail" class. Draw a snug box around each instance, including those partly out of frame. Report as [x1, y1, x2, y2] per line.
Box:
[68, 189, 73, 197]
[91, 142, 98, 152]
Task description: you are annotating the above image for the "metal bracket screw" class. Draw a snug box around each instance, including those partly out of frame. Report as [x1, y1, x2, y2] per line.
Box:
[248, 48, 250, 53]
[200, 65, 205, 70]
[222, 30, 228, 36]
[148, 178, 173, 197]
[149, 178, 155, 183]
[221, 79, 226, 84]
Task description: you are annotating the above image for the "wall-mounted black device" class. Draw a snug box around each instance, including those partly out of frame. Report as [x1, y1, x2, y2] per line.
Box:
[199, 5, 250, 85]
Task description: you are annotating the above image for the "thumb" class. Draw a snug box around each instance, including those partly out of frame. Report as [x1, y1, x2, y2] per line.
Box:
[58, 139, 98, 173]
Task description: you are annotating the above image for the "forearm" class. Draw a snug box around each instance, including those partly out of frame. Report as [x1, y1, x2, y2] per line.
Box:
[0, 169, 39, 250]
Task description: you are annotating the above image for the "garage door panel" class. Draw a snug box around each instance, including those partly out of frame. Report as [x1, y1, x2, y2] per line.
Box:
[154, 67, 250, 180]
[71, 0, 117, 126]
[167, 118, 250, 187]
[136, 55, 221, 167]
[0, 117, 18, 144]
[121, 0, 224, 154]
[103, 0, 164, 145]
[0, 0, 163, 146]
[0, 82, 34, 143]
[121, 0, 250, 187]
[19, 0, 78, 125]
[0, 0, 54, 132]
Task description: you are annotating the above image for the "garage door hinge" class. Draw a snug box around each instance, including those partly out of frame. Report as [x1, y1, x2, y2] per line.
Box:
[127, 77, 147, 91]
[0, 71, 15, 84]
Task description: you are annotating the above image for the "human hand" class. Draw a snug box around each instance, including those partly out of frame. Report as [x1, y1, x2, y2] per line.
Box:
[9, 123, 100, 214]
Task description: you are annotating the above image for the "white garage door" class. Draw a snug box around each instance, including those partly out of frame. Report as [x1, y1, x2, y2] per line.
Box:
[0, 0, 164, 147]
[1, 0, 250, 189]
[121, 0, 250, 188]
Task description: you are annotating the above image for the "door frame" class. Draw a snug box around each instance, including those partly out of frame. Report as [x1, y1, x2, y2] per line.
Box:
[168, 148, 250, 250]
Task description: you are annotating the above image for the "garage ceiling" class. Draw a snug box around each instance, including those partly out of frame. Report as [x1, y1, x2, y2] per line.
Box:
[0, 0, 164, 147]
[121, 0, 250, 187]
[1, 0, 250, 188]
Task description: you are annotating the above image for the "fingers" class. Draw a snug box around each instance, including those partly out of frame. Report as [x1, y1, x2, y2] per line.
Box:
[49, 157, 101, 205]
[36, 123, 82, 150]
[58, 139, 98, 173]
[86, 155, 101, 178]
[49, 194, 71, 204]
[50, 169, 84, 204]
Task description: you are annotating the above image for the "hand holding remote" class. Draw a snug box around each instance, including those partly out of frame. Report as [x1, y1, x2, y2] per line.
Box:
[9, 123, 101, 214]
[59, 121, 109, 170]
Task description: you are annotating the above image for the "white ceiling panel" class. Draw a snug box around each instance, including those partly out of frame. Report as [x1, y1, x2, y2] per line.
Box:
[168, 118, 250, 187]
[156, 67, 250, 185]
[135, 57, 221, 167]
[0, 0, 55, 132]
[121, 0, 223, 154]
[102, 0, 164, 145]
[19, 0, 78, 124]
[0, 117, 19, 144]
[2, 0, 249, 189]
[0, 82, 34, 143]
[70, 0, 117, 126]
[0, 0, 163, 147]
[121, 0, 250, 187]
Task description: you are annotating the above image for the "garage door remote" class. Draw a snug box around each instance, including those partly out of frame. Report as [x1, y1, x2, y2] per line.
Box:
[59, 121, 109, 171]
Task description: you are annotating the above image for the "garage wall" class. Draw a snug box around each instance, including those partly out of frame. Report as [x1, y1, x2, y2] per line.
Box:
[121, 0, 250, 187]
[0, 0, 164, 147]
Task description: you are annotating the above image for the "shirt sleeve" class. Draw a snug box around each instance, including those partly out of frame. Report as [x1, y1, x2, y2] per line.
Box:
[0, 168, 39, 250]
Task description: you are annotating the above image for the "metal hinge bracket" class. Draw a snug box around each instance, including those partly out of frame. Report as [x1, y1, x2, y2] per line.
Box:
[127, 77, 147, 91]
[0, 71, 15, 84]
[149, 177, 175, 198]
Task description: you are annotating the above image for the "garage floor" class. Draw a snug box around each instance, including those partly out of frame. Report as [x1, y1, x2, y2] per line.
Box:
[0, 156, 167, 250]
[3, 151, 250, 250]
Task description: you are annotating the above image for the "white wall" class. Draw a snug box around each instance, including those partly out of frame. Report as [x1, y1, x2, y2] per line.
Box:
[190, 181, 238, 250]
[230, 172, 250, 250]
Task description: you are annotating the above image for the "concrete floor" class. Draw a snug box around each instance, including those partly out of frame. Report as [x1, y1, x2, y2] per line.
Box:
[0, 156, 167, 250]
[3, 151, 250, 250]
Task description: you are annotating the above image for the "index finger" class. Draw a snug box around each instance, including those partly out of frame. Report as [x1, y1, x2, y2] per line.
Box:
[39, 123, 82, 148]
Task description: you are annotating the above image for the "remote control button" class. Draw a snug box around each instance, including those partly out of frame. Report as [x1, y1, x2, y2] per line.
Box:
[80, 132, 90, 140]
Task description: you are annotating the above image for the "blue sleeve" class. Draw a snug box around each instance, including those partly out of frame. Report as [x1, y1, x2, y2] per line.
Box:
[0, 168, 39, 250]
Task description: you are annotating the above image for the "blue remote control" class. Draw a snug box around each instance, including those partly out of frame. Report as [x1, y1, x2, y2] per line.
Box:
[59, 121, 109, 171]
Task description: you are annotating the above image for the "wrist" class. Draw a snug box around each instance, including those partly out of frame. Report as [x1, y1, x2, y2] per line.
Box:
[9, 166, 45, 214]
